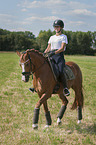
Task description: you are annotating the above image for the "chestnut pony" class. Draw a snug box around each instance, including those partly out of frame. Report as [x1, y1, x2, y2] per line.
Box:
[17, 49, 84, 129]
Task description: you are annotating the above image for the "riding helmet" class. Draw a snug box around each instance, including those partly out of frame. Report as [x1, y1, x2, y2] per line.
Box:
[53, 19, 64, 28]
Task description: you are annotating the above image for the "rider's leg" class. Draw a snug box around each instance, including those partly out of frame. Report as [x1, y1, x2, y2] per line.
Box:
[60, 73, 70, 96]
[57, 58, 70, 96]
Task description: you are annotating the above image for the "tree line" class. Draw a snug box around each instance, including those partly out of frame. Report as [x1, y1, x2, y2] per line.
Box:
[0, 28, 96, 55]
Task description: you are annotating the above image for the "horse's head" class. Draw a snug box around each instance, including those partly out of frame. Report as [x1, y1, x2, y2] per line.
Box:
[17, 50, 33, 82]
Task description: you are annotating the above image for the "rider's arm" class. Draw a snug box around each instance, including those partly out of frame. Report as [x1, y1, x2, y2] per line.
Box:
[55, 43, 66, 54]
[44, 43, 51, 53]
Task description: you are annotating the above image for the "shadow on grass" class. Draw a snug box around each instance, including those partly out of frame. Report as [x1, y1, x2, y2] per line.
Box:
[63, 122, 96, 135]
[75, 123, 96, 135]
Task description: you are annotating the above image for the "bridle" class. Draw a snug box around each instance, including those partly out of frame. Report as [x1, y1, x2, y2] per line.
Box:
[19, 54, 34, 76]
[20, 53, 46, 76]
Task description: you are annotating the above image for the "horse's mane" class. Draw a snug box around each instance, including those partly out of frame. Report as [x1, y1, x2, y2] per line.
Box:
[27, 49, 45, 59]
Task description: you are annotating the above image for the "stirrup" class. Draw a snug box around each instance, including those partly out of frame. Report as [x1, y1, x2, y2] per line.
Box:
[63, 88, 70, 96]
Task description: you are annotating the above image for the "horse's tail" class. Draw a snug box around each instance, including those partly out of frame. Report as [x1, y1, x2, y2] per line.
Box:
[71, 87, 84, 110]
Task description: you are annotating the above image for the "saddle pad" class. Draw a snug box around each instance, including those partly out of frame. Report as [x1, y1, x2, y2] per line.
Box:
[64, 65, 75, 80]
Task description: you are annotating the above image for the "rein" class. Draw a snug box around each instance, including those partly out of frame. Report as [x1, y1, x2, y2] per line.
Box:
[32, 61, 46, 74]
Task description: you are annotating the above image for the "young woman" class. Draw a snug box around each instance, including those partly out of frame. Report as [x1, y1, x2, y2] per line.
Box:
[44, 19, 70, 96]
[29, 19, 70, 96]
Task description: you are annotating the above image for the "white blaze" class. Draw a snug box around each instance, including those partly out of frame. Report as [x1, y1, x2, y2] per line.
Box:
[21, 64, 25, 81]
[22, 63, 25, 72]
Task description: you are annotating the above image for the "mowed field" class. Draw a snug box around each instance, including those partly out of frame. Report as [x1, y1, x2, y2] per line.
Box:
[0, 52, 96, 145]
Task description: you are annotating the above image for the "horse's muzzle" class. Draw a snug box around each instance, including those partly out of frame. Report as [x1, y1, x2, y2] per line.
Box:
[22, 72, 30, 82]
[22, 75, 29, 82]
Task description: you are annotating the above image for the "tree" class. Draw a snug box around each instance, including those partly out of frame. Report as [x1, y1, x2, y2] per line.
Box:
[0, 28, 95, 55]
[36, 29, 52, 52]
[92, 31, 96, 49]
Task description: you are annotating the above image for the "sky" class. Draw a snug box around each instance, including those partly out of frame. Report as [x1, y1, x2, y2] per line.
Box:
[0, 0, 96, 36]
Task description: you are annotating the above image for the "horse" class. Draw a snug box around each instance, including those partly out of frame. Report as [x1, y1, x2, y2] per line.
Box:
[17, 49, 84, 129]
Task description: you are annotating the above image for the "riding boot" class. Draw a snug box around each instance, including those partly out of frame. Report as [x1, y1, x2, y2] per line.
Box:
[60, 73, 70, 96]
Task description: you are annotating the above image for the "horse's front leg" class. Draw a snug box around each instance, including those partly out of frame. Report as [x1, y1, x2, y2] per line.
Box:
[32, 93, 51, 129]
[43, 101, 52, 128]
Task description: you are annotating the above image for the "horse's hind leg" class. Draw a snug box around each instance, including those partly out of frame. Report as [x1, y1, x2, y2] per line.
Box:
[57, 93, 68, 125]
[77, 90, 83, 124]
[43, 101, 52, 127]
[73, 88, 83, 124]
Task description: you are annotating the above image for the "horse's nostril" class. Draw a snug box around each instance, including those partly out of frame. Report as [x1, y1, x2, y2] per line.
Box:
[22, 72, 25, 75]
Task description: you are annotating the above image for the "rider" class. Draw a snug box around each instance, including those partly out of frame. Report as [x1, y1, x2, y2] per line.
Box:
[29, 19, 70, 96]
[44, 19, 70, 96]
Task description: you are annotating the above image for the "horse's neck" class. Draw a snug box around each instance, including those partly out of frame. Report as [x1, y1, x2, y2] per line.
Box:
[30, 51, 45, 67]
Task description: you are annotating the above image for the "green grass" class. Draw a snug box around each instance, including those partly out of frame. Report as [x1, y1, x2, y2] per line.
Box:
[0, 52, 96, 145]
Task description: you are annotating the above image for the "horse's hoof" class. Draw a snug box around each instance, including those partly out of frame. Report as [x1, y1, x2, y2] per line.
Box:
[32, 124, 38, 129]
[57, 118, 62, 125]
[77, 120, 81, 124]
[45, 125, 49, 128]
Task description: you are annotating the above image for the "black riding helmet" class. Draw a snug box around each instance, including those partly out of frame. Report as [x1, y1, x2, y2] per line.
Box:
[53, 19, 64, 28]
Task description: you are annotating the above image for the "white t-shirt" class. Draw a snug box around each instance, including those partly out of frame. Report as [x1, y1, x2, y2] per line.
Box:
[48, 34, 68, 51]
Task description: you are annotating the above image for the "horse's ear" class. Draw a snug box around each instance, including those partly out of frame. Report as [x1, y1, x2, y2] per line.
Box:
[16, 51, 21, 57]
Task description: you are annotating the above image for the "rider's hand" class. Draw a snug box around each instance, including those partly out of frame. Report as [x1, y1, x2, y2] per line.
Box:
[48, 51, 55, 57]
[43, 53, 46, 56]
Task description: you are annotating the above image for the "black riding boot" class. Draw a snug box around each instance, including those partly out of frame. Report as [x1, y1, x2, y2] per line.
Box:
[60, 73, 70, 96]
